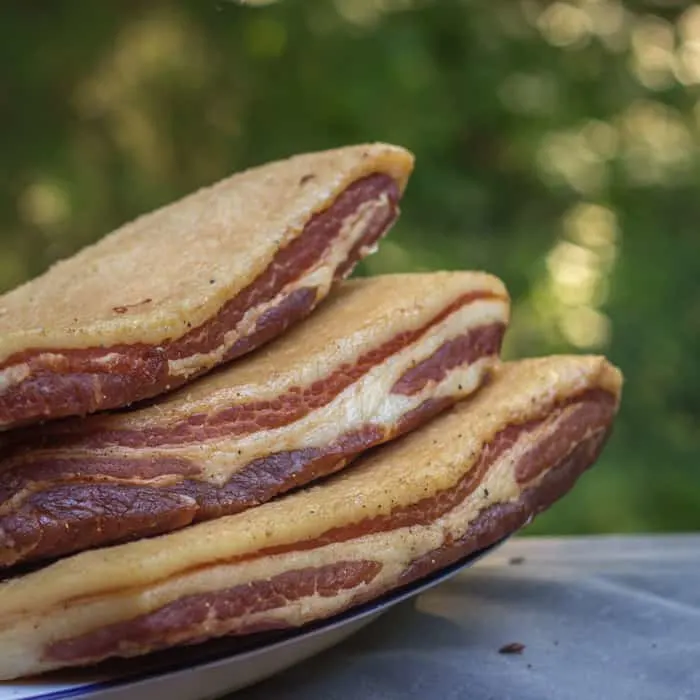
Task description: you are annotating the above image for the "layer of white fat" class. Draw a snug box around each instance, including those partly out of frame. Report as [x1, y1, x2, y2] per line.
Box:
[167, 194, 393, 379]
[0, 405, 598, 680]
[94, 297, 506, 485]
[0, 364, 30, 396]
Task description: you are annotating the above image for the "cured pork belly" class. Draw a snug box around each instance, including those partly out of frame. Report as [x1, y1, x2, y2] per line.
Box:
[0, 144, 413, 429]
[0, 272, 508, 566]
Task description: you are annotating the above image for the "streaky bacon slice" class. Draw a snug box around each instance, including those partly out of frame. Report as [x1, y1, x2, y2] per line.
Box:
[0, 271, 509, 567]
[0, 144, 414, 430]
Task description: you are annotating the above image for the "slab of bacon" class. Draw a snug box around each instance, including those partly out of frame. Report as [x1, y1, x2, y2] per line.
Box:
[0, 144, 413, 430]
[0, 272, 509, 567]
[0, 355, 621, 680]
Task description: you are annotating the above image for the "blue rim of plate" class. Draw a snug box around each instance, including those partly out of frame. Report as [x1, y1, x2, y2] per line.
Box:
[13, 537, 508, 700]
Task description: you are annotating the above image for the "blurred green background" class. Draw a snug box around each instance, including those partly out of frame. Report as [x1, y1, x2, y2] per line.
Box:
[1, 0, 698, 534]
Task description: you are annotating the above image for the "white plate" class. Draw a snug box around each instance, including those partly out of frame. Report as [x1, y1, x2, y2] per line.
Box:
[0, 539, 505, 700]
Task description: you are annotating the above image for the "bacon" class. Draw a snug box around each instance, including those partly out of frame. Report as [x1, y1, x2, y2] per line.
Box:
[48, 560, 382, 663]
[0, 356, 622, 680]
[210, 389, 617, 563]
[396, 427, 610, 587]
[0, 290, 508, 567]
[22, 294, 504, 452]
[43, 392, 616, 667]
[0, 174, 401, 430]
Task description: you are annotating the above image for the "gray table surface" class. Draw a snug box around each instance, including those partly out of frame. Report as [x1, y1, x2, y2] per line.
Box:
[237, 535, 700, 700]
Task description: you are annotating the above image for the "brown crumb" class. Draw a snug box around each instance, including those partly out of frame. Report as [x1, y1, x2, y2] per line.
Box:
[299, 174, 315, 185]
[499, 642, 525, 655]
[509, 556, 525, 565]
[112, 298, 152, 314]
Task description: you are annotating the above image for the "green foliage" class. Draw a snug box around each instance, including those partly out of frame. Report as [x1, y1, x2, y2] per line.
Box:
[1, 0, 698, 532]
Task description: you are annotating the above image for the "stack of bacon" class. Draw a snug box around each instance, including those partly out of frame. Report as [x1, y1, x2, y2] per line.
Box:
[0, 144, 622, 681]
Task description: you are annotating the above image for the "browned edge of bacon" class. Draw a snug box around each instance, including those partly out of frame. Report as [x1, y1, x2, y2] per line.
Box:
[44, 392, 615, 666]
[0, 174, 400, 429]
[0, 322, 506, 568]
